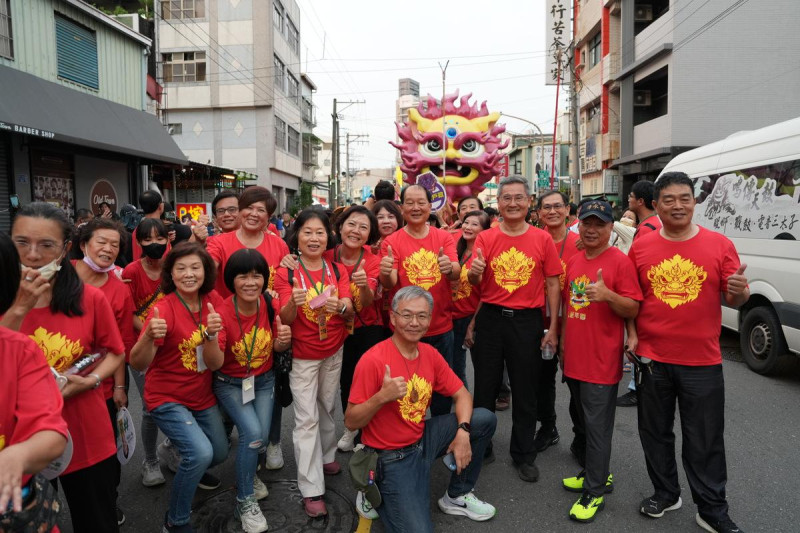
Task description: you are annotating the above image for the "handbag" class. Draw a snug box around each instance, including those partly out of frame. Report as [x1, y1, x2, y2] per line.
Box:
[0, 474, 61, 533]
[273, 347, 293, 375]
[274, 370, 293, 408]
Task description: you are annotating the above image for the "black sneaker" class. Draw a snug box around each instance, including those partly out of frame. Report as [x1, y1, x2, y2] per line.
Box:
[116, 507, 126, 526]
[197, 472, 221, 490]
[162, 512, 195, 533]
[514, 461, 539, 482]
[639, 495, 682, 518]
[533, 425, 560, 452]
[696, 513, 743, 533]
[616, 391, 638, 407]
[570, 440, 586, 468]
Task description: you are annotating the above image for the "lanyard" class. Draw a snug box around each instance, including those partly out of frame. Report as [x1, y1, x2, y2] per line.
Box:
[298, 257, 332, 295]
[336, 245, 364, 271]
[233, 295, 260, 375]
[175, 292, 203, 331]
[459, 250, 472, 267]
[558, 229, 568, 259]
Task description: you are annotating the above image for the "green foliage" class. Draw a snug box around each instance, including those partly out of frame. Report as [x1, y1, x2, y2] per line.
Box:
[291, 181, 314, 216]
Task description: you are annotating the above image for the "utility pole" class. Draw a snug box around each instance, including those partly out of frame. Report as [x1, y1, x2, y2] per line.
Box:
[330, 99, 365, 208]
[344, 132, 368, 203]
[569, 43, 581, 202]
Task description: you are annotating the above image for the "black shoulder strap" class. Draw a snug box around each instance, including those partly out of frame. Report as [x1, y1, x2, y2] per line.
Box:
[263, 291, 275, 325]
[643, 222, 657, 231]
[288, 268, 294, 287]
[331, 262, 340, 281]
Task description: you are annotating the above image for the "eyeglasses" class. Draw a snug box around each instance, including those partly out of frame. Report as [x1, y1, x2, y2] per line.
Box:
[215, 206, 239, 216]
[391, 311, 432, 323]
[539, 203, 565, 211]
[500, 195, 528, 204]
[12, 239, 65, 255]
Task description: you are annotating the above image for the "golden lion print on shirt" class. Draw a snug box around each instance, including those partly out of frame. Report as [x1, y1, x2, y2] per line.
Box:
[29, 327, 84, 373]
[267, 266, 277, 291]
[569, 274, 592, 311]
[403, 249, 441, 290]
[397, 373, 433, 424]
[135, 292, 164, 320]
[0, 435, 5, 452]
[233, 326, 272, 369]
[178, 327, 206, 372]
[350, 282, 362, 312]
[452, 266, 472, 301]
[300, 283, 336, 324]
[648, 254, 708, 309]
[559, 259, 567, 290]
[491, 247, 535, 294]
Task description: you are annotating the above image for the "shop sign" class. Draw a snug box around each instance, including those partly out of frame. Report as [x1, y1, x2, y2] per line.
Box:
[89, 179, 118, 215]
[0, 121, 56, 139]
[177, 203, 210, 222]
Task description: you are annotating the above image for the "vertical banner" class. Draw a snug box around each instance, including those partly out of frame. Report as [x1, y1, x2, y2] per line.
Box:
[545, 0, 571, 86]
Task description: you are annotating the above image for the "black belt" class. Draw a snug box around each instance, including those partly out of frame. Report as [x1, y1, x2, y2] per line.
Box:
[482, 303, 542, 318]
[366, 440, 421, 455]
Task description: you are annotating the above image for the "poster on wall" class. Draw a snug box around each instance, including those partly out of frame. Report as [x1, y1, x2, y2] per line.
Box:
[33, 175, 74, 219]
[176, 203, 211, 223]
[89, 179, 118, 217]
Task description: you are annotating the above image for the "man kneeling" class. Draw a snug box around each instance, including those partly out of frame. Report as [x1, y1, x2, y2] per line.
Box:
[345, 286, 497, 533]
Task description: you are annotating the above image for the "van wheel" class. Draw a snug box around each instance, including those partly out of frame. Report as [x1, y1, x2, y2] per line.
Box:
[740, 306, 788, 375]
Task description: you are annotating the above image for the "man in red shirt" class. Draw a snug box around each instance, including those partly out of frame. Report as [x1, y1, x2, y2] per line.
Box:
[346, 286, 497, 532]
[559, 200, 642, 522]
[467, 176, 562, 482]
[211, 190, 240, 235]
[629, 172, 749, 533]
[379, 184, 460, 416]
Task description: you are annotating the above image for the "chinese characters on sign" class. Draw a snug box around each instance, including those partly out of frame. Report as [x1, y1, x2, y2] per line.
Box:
[176, 203, 210, 222]
[545, 0, 571, 86]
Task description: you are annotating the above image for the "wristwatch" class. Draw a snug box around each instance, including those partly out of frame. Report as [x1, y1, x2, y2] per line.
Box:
[457, 422, 471, 434]
[204, 330, 218, 341]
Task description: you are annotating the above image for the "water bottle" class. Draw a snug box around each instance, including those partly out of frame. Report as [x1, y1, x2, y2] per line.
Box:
[541, 330, 555, 360]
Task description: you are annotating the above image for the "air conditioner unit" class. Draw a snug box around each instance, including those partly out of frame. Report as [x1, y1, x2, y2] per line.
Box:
[633, 90, 652, 106]
[635, 5, 653, 22]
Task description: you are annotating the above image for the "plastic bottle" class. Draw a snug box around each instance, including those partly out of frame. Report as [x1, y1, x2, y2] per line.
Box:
[541, 330, 555, 360]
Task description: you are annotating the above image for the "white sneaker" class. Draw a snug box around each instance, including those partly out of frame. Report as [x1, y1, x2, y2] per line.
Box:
[355, 490, 379, 520]
[253, 476, 268, 500]
[235, 496, 268, 533]
[265, 442, 284, 470]
[157, 439, 181, 473]
[141, 459, 165, 487]
[438, 490, 496, 521]
[337, 428, 358, 452]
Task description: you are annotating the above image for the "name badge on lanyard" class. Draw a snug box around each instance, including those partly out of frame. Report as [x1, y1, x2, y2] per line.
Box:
[196, 343, 207, 372]
[300, 260, 333, 341]
[242, 375, 255, 404]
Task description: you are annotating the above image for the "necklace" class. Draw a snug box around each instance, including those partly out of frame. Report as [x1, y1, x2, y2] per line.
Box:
[391, 338, 420, 402]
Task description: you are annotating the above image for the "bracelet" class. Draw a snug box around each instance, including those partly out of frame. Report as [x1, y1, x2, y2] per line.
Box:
[89, 373, 102, 389]
[114, 385, 126, 390]
[339, 302, 347, 315]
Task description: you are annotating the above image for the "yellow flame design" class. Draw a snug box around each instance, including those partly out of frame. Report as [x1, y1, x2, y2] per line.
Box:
[178, 327, 206, 372]
[491, 247, 535, 294]
[397, 373, 433, 424]
[300, 287, 336, 324]
[232, 326, 273, 369]
[29, 327, 84, 373]
[648, 254, 708, 309]
[0, 434, 5, 452]
[452, 266, 472, 301]
[403, 249, 442, 290]
[136, 292, 164, 320]
[351, 282, 362, 312]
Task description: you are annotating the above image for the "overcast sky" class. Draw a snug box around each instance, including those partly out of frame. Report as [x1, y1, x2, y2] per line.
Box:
[295, 0, 567, 170]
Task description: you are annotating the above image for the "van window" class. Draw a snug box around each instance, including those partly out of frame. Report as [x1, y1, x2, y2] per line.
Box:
[692, 159, 799, 240]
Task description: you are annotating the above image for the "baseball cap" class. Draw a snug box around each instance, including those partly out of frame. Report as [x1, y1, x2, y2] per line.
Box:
[349, 445, 381, 508]
[578, 200, 613, 223]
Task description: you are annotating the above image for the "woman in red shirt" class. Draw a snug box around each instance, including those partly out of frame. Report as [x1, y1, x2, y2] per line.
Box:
[214, 249, 291, 533]
[452, 210, 491, 388]
[371, 199, 404, 337]
[2, 202, 126, 533]
[130, 242, 228, 533]
[121, 217, 169, 487]
[324, 206, 384, 453]
[274, 208, 353, 518]
[0, 232, 68, 530]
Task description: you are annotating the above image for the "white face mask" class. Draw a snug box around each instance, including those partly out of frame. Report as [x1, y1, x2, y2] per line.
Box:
[82, 255, 116, 273]
[21, 255, 63, 281]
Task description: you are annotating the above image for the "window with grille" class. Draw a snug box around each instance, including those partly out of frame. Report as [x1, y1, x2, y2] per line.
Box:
[588, 32, 602, 68]
[287, 73, 299, 102]
[161, 0, 205, 20]
[275, 116, 286, 150]
[0, 0, 12, 60]
[55, 15, 98, 89]
[287, 19, 299, 53]
[162, 52, 206, 82]
[288, 126, 300, 156]
[274, 55, 285, 91]
[273, 1, 284, 35]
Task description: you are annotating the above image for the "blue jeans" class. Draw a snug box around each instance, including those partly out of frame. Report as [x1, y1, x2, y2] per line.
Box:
[213, 371, 275, 500]
[450, 316, 471, 388]
[375, 408, 496, 533]
[150, 402, 228, 526]
[422, 329, 455, 416]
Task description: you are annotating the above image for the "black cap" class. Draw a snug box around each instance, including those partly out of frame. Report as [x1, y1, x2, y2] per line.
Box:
[578, 200, 613, 223]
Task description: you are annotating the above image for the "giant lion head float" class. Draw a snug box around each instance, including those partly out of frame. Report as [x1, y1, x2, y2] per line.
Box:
[391, 91, 509, 203]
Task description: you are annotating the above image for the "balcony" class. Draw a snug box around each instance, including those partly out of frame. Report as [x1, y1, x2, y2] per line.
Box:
[633, 114, 671, 155]
[302, 133, 322, 167]
[302, 98, 316, 127]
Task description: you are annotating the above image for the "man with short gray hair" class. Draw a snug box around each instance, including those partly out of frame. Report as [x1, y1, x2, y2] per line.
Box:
[346, 286, 497, 533]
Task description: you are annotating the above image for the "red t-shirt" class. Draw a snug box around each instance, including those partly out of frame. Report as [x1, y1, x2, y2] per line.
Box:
[381, 227, 458, 336]
[473, 225, 562, 309]
[97, 274, 137, 399]
[19, 286, 125, 474]
[544, 231, 582, 320]
[207, 231, 290, 298]
[122, 260, 164, 321]
[0, 328, 69, 485]
[218, 294, 281, 377]
[452, 253, 480, 319]
[274, 262, 352, 360]
[324, 246, 382, 328]
[562, 247, 643, 384]
[141, 291, 227, 411]
[629, 227, 741, 366]
[633, 215, 662, 242]
[349, 339, 463, 449]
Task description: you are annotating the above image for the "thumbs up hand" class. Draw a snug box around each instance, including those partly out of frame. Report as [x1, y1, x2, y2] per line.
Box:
[274, 315, 292, 348]
[727, 263, 749, 297]
[437, 247, 453, 275]
[469, 248, 486, 278]
[291, 277, 307, 307]
[145, 306, 167, 340]
[586, 268, 610, 303]
[351, 259, 369, 288]
[205, 302, 222, 336]
[380, 364, 407, 402]
[380, 245, 395, 277]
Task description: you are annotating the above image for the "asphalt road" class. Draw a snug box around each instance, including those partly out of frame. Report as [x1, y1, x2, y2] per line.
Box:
[55, 330, 800, 532]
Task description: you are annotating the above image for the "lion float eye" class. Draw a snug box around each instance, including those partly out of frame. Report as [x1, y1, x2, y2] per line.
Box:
[458, 139, 484, 158]
[421, 139, 443, 156]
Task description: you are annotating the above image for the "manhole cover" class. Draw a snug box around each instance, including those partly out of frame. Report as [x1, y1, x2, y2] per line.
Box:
[191, 479, 357, 532]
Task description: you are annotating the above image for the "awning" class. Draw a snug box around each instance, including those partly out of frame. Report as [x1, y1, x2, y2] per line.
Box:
[0, 65, 188, 165]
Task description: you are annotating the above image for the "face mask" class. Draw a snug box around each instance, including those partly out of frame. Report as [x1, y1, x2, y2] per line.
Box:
[142, 242, 167, 260]
[20, 257, 63, 281]
[82, 255, 116, 273]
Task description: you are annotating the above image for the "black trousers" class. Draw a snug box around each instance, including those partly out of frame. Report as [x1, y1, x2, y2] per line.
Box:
[340, 325, 385, 411]
[637, 361, 729, 522]
[472, 304, 543, 464]
[537, 355, 558, 427]
[58, 454, 120, 533]
[566, 378, 618, 496]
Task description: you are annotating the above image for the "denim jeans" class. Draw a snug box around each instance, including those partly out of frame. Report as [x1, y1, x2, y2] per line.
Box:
[150, 402, 229, 526]
[422, 329, 455, 416]
[213, 371, 275, 500]
[375, 408, 496, 533]
[450, 316, 470, 388]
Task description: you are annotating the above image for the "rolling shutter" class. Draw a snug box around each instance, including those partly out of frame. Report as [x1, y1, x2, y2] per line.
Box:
[55, 14, 99, 90]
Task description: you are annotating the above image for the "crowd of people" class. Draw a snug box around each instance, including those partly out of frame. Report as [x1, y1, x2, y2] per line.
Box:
[0, 172, 748, 533]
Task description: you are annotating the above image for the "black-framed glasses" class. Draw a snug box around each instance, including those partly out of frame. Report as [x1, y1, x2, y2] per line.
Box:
[215, 206, 239, 216]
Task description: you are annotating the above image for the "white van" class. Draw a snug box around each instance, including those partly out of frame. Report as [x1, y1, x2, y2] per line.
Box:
[658, 117, 800, 374]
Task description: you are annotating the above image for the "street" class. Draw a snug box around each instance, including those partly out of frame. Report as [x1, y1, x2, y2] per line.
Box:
[56, 330, 800, 532]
